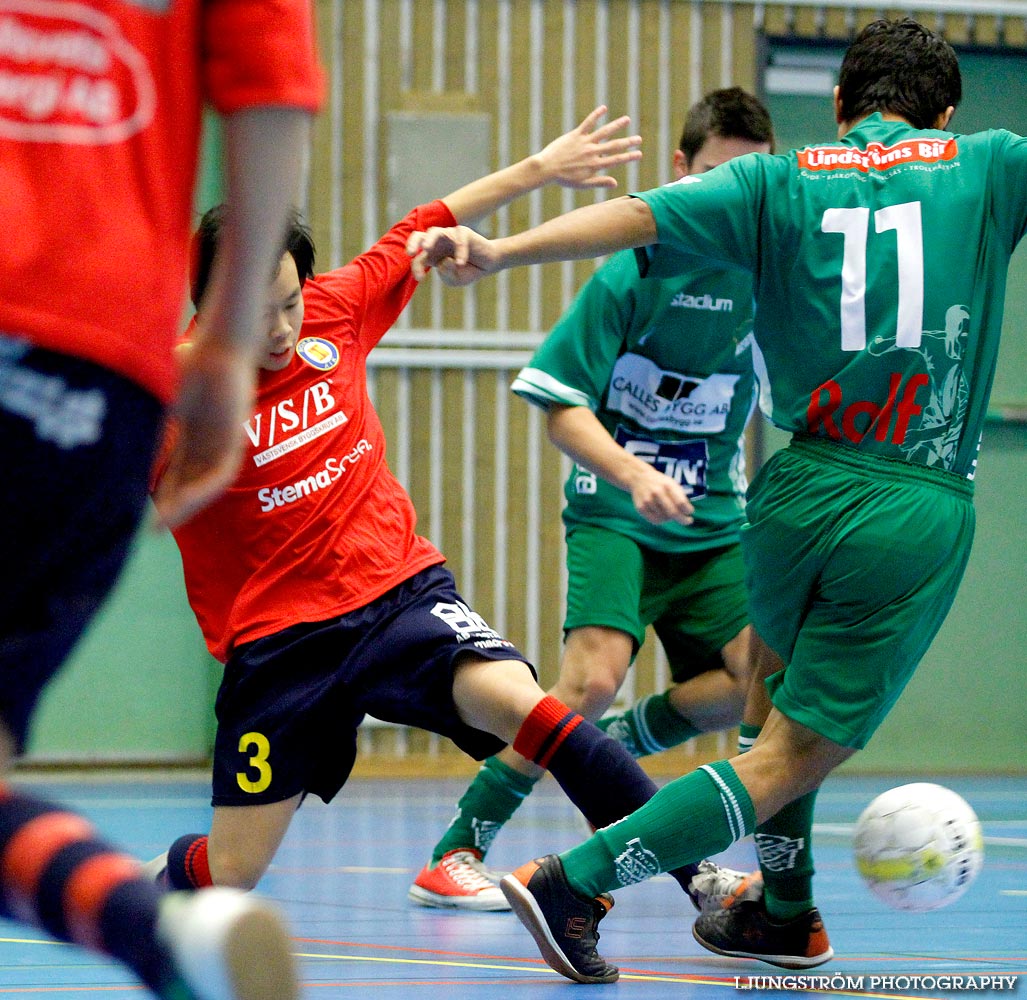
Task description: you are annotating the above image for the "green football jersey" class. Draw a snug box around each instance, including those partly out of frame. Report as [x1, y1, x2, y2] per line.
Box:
[512, 247, 757, 552]
[636, 114, 1027, 479]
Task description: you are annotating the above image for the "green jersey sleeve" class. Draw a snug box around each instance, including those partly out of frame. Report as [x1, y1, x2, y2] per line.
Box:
[987, 129, 1027, 252]
[511, 252, 639, 412]
[632, 153, 772, 273]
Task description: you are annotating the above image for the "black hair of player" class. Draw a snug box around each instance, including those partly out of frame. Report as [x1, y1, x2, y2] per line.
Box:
[678, 87, 776, 164]
[190, 204, 316, 308]
[837, 18, 961, 130]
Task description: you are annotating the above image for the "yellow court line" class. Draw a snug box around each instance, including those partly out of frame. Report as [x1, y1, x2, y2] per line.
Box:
[296, 951, 567, 974]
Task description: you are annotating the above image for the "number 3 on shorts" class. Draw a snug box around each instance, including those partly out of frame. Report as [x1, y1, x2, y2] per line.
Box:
[237, 731, 272, 793]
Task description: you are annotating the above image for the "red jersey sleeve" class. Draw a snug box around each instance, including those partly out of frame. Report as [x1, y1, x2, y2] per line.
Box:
[202, 0, 325, 113]
[312, 201, 458, 355]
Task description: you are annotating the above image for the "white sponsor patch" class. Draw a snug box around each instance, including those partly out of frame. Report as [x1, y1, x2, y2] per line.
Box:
[608, 353, 739, 433]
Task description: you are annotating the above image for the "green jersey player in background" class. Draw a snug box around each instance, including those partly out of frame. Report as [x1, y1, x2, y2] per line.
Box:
[407, 18, 1014, 980]
[409, 89, 773, 912]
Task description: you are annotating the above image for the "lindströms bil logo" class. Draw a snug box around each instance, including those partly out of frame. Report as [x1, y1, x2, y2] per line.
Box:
[297, 337, 339, 371]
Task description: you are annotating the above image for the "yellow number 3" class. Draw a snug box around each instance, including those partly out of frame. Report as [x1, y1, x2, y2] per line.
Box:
[236, 731, 272, 793]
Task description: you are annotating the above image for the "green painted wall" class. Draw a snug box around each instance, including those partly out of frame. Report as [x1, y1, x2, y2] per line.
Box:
[26, 530, 219, 762]
[842, 420, 1027, 773]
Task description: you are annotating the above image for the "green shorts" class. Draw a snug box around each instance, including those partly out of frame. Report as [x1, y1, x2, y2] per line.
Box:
[743, 436, 976, 750]
[564, 523, 748, 680]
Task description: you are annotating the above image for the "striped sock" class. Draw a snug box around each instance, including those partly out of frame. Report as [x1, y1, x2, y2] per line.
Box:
[514, 695, 658, 831]
[737, 722, 760, 755]
[166, 834, 213, 890]
[514, 696, 699, 891]
[560, 759, 755, 898]
[597, 693, 701, 758]
[0, 785, 172, 993]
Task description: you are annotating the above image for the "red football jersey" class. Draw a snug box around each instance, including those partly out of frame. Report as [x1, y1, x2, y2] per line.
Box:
[170, 202, 456, 661]
[0, 0, 324, 403]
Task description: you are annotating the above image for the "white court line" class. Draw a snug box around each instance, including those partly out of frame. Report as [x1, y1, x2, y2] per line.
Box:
[814, 823, 1027, 849]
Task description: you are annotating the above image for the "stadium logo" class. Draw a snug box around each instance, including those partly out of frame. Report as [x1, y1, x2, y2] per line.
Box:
[297, 337, 339, 371]
[670, 291, 733, 312]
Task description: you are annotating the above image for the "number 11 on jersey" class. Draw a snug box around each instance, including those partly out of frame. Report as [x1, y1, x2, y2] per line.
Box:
[822, 201, 924, 351]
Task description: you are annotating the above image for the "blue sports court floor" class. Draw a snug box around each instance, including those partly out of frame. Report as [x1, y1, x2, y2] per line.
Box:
[1, 772, 1023, 999]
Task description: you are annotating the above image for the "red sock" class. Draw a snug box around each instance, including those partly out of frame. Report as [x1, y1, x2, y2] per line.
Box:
[166, 834, 213, 889]
[513, 695, 583, 768]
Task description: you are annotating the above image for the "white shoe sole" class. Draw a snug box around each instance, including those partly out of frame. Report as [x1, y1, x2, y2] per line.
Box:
[407, 883, 511, 911]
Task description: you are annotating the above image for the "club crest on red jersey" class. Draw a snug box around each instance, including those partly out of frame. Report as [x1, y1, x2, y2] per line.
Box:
[297, 337, 339, 371]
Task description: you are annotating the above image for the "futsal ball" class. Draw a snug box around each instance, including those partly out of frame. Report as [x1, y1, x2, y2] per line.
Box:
[852, 782, 983, 912]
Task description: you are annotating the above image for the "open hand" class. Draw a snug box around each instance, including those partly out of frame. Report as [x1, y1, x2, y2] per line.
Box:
[535, 105, 643, 189]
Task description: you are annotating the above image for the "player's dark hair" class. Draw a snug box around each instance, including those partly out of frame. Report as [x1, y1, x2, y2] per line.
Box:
[678, 87, 775, 164]
[837, 18, 961, 130]
[190, 204, 316, 308]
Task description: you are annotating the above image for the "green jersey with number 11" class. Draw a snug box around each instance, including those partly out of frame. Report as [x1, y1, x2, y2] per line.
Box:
[636, 113, 1027, 480]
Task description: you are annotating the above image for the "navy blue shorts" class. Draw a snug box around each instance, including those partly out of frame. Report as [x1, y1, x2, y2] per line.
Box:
[0, 337, 162, 752]
[211, 563, 534, 806]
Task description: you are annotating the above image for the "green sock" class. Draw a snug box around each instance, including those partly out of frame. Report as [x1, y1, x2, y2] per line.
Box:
[755, 789, 818, 921]
[597, 692, 702, 758]
[740, 723, 816, 921]
[737, 722, 760, 755]
[560, 759, 755, 898]
[431, 756, 538, 863]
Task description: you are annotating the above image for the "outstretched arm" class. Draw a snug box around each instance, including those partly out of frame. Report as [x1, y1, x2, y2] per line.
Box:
[442, 106, 642, 226]
[547, 405, 694, 526]
[407, 195, 657, 284]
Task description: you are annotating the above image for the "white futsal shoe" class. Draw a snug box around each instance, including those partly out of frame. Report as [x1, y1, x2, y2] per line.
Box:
[687, 859, 764, 911]
[156, 887, 298, 1000]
